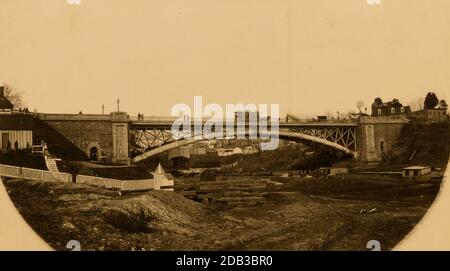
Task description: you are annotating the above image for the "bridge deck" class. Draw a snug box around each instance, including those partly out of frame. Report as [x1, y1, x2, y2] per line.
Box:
[36, 114, 359, 127]
[129, 119, 358, 128]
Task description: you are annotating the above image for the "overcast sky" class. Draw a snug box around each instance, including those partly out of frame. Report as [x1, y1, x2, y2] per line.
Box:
[0, 0, 449, 117]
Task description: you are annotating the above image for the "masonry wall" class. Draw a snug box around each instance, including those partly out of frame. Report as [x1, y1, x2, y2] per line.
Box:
[356, 117, 407, 163]
[372, 122, 405, 159]
[42, 118, 114, 161]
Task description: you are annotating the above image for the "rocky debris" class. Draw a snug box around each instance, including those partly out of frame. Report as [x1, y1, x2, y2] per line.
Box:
[177, 179, 270, 206]
[222, 215, 242, 223]
[62, 221, 76, 230]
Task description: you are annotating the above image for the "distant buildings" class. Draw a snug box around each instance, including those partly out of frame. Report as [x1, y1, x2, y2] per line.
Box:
[0, 86, 33, 152]
[217, 147, 243, 157]
[371, 95, 448, 123]
[413, 108, 447, 123]
[402, 166, 432, 178]
[371, 98, 412, 118]
[413, 98, 448, 123]
[167, 143, 208, 160]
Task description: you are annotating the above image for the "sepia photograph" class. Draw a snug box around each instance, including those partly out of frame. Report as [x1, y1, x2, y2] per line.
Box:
[0, 0, 449, 259]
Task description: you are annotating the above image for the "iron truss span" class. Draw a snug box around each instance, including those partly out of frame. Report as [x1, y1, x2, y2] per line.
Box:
[285, 127, 357, 151]
[129, 123, 358, 163]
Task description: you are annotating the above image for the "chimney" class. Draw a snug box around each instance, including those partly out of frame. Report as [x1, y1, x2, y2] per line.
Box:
[0, 86, 4, 98]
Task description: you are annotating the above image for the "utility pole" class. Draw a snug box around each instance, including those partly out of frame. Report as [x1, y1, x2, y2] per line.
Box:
[117, 98, 120, 112]
[102, 104, 105, 115]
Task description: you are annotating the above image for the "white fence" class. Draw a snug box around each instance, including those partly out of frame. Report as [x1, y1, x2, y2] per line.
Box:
[0, 164, 168, 192]
[75, 175, 155, 191]
[154, 178, 174, 191]
[120, 179, 155, 192]
[0, 164, 22, 179]
[43, 171, 72, 183]
[0, 164, 70, 183]
[22, 167, 46, 181]
[76, 175, 122, 189]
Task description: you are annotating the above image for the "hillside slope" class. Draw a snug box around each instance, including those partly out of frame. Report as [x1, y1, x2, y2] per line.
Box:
[388, 122, 449, 169]
[237, 143, 351, 172]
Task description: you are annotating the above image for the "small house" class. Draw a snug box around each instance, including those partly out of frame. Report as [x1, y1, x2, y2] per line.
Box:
[0, 87, 33, 152]
[319, 167, 348, 176]
[153, 163, 174, 191]
[413, 108, 447, 123]
[402, 166, 432, 178]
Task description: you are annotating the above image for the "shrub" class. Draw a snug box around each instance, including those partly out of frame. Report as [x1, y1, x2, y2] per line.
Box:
[103, 208, 160, 233]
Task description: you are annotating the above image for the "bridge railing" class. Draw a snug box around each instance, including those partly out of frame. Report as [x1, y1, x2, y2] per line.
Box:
[129, 117, 359, 127]
[37, 113, 112, 121]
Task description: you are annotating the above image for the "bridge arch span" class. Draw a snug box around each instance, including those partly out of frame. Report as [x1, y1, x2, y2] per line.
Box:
[132, 137, 208, 163]
[277, 130, 358, 158]
[131, 129, 357, 164]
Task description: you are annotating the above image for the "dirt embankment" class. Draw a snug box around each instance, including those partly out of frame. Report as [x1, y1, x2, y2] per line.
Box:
[3, 173, 440, 251]
[4, 179, 203, 250]
[388, 122, 449, 169]
[236, 144, 351, 172]
[0, 153, 47, 170]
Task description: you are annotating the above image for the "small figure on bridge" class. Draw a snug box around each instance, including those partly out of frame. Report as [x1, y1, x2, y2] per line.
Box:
[14, 140, 18, 152]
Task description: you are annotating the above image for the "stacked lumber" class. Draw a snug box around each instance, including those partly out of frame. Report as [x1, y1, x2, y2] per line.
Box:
[176, 179, 269, 206]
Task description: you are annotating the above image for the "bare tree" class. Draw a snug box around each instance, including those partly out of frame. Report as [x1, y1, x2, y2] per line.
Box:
[408, 97, 424, 111]
[3, 84, 25, 110]
[356, 100, 365, 113]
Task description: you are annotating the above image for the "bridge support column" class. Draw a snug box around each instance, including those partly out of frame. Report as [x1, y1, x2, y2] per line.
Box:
[356, 117, 409, 165]
[111, 112, 130, 164]
[357, 123, 380, 163]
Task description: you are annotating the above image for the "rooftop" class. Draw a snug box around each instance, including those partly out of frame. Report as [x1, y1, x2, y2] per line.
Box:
[0, 114, 34, 130]
[403, 166, 431, 170]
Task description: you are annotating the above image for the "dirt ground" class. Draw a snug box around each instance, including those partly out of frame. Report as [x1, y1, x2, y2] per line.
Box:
[2, 173, 441, 251]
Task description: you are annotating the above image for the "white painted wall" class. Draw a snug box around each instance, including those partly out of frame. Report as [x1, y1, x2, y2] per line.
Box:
[0, 130, 33, 149]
